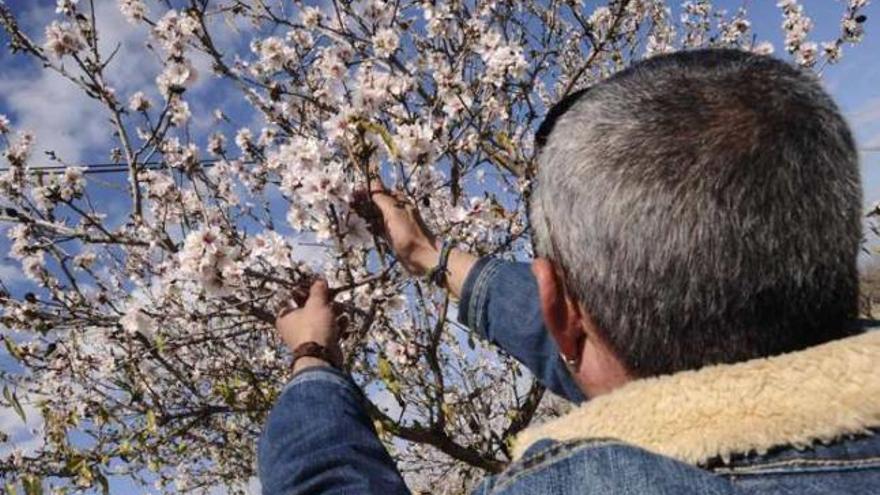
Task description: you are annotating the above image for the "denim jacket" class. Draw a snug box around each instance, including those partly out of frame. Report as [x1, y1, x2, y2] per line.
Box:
[259, 258, 880, 494]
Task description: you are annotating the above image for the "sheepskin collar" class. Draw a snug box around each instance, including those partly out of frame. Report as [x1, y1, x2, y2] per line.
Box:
[514, 329, 880, 465]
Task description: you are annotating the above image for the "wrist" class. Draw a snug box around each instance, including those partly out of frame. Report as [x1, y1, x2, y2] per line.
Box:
[290, 341, 342, 374]
[410, 238, 441, 275]
[292, 356, 332, 374]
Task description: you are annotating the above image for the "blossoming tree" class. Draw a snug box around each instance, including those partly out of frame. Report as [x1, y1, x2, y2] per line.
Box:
[0, 0, 870, 492]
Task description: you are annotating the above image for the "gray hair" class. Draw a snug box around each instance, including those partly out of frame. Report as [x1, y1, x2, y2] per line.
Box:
[531, 49, 862, 377]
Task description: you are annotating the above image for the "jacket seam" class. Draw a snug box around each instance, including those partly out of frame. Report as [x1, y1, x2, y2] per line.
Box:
[470, 258, 503, 336]
[279, 367, 357, 396]
[712, 456, 880, 475]
[490, 439, 623, 493]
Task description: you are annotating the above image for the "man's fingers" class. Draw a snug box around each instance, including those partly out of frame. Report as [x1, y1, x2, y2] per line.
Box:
[368, 175, 386, 194]
[367, 176, 412, 213]
[367, 175, 393, 210]
[305, 279, 330, 307]
[274, 299, 297, 325]
[370, 188, 399, 213]
[290, 286, 310, 307]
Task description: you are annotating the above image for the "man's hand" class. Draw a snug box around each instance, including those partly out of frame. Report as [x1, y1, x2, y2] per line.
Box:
[367, 182, 440, 276]
[275, 280, 343, 374]
[361, 179, 478, 297]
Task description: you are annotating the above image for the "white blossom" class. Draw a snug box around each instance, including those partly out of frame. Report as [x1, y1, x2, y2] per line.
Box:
[342, 214, 372, 248]
[478, 35, 528, 86]
[300, 6, 323, 28]
[58, 166, 86, 200]
[4, 131, 35, 166]
[156, 60, 198, 98]
[248, 231, 292, 266]
[128, 91, 151, 112]
[118, 0, 147, 23]
[253, 36, 296, 74]
[73, 251, 96, 270]
[372, 28, 399, 58]
[43, 21, 84, 58]
[235, 128, 253, 153]
[317, 48, 347, 81]
[753, 41, 775, 55]
[298, 161, 349, 206]
[287, 205, 308, 230]
[178, 226, 242, 296]
[21, 254, 46, 282]
[395, 123, 436, 164]
[589, 6, 614, 35]
[208, 133, 226, 155]
[55, 0, 78, 16]
[169, 99, 191, 126]
[795, 41, 819, 66]
[120, 302, 156, 336]
[841, 17, 865, 43]
[822, 41, 843, 63]
[152, 10, 199, 56]
[322, 111, 355, 142]
[779, 0, 814, 57]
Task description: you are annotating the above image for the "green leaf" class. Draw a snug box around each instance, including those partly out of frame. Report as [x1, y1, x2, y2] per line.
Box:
[216, 382, 236, 406]
[3, 336, 22, 361]
[377, 357, 401, 396]
[3, 386, 26, 422]
[22, 475, 42, 495]
[441, 402, 455, 423]
[145, 409, 157, 434]
[65, 456, 85, 475]
[358, 121, 398, 158]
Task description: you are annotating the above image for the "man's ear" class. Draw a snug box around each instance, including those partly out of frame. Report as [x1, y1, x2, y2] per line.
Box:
[532, 258, 585, 363]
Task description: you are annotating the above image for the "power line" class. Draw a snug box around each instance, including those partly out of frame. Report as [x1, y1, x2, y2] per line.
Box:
[0, 158, 229, 175]
[2, 146, 880, 176]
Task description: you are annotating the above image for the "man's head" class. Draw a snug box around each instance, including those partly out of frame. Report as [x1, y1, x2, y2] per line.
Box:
[530, 49, 862, 395]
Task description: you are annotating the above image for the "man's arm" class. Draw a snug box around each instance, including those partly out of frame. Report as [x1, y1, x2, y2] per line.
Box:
[259, 367, 410, 495]
[456, 257, 585, 402]
[368, 187, 584, 403]
[259, 281, 410, 495]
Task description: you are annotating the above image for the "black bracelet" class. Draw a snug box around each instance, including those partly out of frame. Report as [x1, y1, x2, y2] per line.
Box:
[425, 239, 453, 287]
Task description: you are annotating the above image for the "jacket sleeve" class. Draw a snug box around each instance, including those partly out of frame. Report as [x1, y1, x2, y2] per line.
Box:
[458, 257, 586, 403]
[258, 366, 410, 495]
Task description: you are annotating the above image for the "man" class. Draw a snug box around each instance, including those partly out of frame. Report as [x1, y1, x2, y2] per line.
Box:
[258, 49, 880, 494]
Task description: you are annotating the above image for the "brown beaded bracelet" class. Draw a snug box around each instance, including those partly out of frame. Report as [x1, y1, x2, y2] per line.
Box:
[292, 341, 341, 369]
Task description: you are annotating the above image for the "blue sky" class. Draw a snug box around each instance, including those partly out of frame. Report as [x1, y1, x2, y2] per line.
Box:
[0, 0, 879, 493]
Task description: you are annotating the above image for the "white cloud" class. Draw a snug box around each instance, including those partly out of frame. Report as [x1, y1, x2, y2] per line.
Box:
[0, 1, 158, 166]
[0, 261, 26, 287]
[0, 397, 44, 459]
[850, 97, 880, 127]
[865, 135, 880, 149]
[290, 232, 330, 267]
[0, 69, 108, 164]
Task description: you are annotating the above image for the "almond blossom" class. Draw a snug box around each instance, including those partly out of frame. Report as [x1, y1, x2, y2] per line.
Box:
[118, 0, 147, 24]
[42, 20, 83, 58]
[128, 91, 151, 111]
